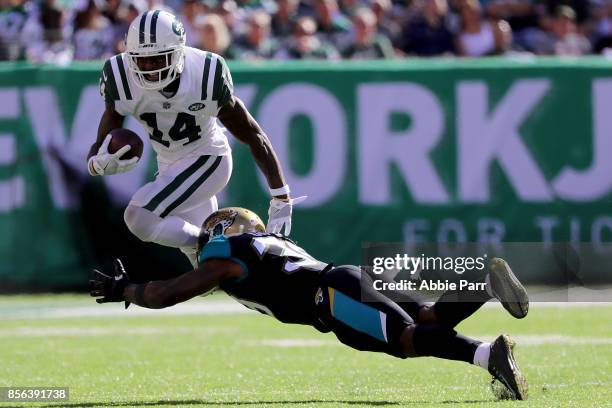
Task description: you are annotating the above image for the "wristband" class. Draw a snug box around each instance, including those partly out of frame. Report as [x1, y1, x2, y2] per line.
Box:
[270, 185, 290, 196]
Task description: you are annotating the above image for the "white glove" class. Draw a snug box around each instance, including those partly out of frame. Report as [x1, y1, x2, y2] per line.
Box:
[266, 196, 307, 236]
[88, 134, 139, 176]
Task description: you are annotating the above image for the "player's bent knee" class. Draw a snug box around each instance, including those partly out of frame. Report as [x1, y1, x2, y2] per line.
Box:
[124, 204, 160, 242]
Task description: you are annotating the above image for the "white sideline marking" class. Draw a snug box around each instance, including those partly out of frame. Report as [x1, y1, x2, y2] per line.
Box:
[0, 298, 610, 320]
[248, 339, 338, 347]
[480, 334, 612, 346]
[482, 302, 612, 308]
[0, 326, 231, 337]
[0, 299, 251, 320]
[246, 335, 612, 348]
[0, 320, 610, 346]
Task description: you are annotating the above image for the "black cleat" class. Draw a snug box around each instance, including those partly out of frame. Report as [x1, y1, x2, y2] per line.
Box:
[488, 258, 529, 319]
[488, 334, 528, 400]
[490, 338, 516, 400]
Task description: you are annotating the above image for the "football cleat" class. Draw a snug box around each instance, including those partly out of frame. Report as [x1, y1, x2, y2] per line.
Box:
[489, 338, 516, 400]
[488, 334, 528, 400]
[488, 258, 529, 319]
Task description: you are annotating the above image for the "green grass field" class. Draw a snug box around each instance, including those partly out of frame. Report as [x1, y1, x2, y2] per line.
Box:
[0, 295, 611, 407]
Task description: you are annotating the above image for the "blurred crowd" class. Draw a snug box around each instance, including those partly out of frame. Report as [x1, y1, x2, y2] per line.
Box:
[1, 0, 611, 64]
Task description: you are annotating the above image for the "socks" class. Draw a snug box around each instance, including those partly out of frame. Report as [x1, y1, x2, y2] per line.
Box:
[412, 324, 481, 364]
[432, 278, 493, 328]
[473, 342, 491, 370]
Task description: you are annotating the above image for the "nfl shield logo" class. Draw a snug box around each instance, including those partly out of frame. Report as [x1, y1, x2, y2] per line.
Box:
[163, 102, 171, 109]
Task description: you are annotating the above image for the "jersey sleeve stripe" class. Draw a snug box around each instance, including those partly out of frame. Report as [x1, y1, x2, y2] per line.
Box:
[201, 52, 211, 100]
[109, 56, 126, 101]
[212, 58, 224, 102]
[139, 11, 148, 44]
[205, 54, 218, 102]
[150, 10, 161, 43]
[159, 156, 223, 218]
[143, 155, 211, 212]
[115, 54, 133, 100]
[102, 60, 119, 101]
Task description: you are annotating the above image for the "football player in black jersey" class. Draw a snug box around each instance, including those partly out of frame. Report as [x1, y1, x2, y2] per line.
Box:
[90, 207, 529, 400]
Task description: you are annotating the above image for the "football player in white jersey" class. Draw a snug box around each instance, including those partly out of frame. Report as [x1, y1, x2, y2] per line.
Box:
[87, 10, 299, 266]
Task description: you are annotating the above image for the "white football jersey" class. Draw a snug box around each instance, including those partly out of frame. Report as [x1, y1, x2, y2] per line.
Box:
[99, 46, 233, 164]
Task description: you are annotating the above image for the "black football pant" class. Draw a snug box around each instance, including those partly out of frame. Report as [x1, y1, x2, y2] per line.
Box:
[315, 265, 416, 358]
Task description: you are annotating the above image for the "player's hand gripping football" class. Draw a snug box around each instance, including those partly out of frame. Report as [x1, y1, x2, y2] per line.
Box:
[266, 196, 307, 236]
[89, 259, 131, 309]
[88, 134, 138, 176]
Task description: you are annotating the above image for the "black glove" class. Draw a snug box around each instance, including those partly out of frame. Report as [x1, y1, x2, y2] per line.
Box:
[89, 258, 131, 309]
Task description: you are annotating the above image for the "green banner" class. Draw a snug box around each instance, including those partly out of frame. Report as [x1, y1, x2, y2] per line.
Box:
[1, 58, 611, 287]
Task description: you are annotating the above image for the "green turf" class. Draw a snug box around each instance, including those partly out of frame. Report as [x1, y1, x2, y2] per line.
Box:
[0, 295, 611, 407]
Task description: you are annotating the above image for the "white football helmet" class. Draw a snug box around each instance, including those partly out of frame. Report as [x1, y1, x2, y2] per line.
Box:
[125, 10, 186, 90]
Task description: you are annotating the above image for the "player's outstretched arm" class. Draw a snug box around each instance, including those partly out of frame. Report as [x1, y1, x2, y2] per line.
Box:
[218, 96, 306, 235]
[218, 96, 287, 197]
[121, 259, 244, 309]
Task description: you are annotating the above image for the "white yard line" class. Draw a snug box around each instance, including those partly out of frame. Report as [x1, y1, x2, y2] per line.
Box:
[482, 301, 612, 308]
[246, 339, 339, 347]
[246, 335, 612, 348]
[479, 334, 612, 345]
[0, 297, 610, 320]
[0, 299, 251, 320]
[0, 326, 233, 337]
[1, 327, 611, 346]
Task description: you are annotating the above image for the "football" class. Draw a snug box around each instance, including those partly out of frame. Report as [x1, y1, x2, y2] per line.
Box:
[108, 128, 143, 160]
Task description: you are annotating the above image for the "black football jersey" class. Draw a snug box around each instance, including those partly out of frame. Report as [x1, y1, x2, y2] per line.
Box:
[198, 232, 331, 325]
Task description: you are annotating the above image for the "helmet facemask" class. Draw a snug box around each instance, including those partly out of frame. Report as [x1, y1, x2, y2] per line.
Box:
[125, 11, 187, 90]
[127, 46, 184, 90]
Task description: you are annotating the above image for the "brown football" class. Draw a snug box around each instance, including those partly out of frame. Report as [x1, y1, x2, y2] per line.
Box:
[108, 128, 143, 160]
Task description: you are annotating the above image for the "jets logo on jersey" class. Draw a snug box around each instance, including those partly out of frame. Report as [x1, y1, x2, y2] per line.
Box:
[188, 102, 205, 111]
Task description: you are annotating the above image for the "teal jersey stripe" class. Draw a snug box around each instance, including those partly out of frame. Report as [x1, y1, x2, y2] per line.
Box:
[115, 54, 132, 100]
[159, 156, 222, 218]
[143, 155, 210, 212]
[332, 290, 387, 343]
